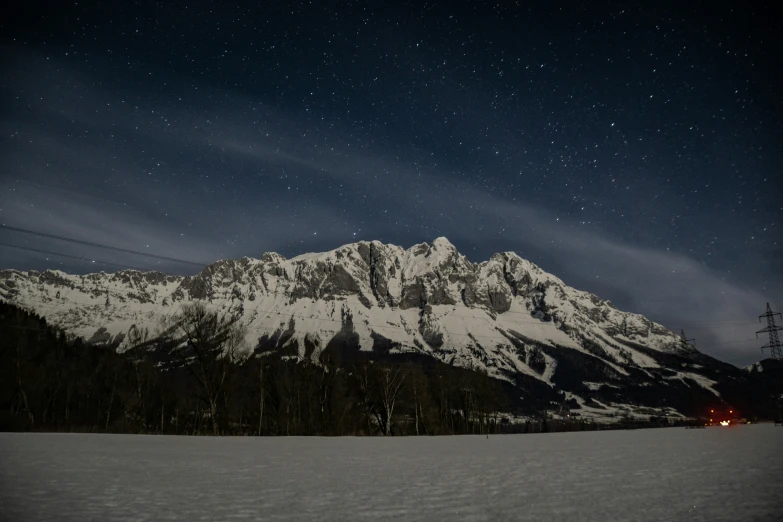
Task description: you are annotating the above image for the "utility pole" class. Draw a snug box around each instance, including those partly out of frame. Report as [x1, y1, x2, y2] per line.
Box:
[757, 303, 782, 360]
[679, 329, 695, 352]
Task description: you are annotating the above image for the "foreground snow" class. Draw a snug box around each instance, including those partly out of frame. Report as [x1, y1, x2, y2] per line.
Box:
[1, 426, 780, 521]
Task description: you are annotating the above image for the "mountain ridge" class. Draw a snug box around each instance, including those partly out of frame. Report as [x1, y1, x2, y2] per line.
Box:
[0, 237, 739, 419]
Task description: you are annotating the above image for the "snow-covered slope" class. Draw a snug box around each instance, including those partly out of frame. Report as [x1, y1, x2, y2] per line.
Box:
[0, 237, 730, 415]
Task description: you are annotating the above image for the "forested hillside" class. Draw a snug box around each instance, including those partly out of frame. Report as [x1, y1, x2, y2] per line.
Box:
[1, 300, 518, 435]
[3, 300, 779, 435]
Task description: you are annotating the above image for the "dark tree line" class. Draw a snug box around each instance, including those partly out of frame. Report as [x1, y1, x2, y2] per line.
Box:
[6, 300, 775, 435]
[0, 301, 510, 436]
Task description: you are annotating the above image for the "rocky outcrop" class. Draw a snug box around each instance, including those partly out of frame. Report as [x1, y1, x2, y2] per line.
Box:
[3, 237, 725, 419]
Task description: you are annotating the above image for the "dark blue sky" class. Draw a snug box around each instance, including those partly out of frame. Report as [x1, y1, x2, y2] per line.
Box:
[1, 1, 780, 364]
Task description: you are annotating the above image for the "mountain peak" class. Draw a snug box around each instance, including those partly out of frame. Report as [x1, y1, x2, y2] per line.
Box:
[260, 252, 287, 263]
[2, 236, 730, 421]
[431, 236, 456, 250]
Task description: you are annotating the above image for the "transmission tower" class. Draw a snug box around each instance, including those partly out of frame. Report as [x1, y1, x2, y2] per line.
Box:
[679, 329, 696, 351]
[757, 303, 783, 360]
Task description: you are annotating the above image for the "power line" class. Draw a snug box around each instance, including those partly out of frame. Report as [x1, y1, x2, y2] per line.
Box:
[1, 246, 769, 336]
[681, 323, 759, 330]
[708, 338, 766, 345]
[680, 319, 759, 325]
[1, 227, 766, 329]
[0, 224, 208, 267]
[0, 242, 657, 326]
[1, 234, 772, 355]
[0, 242, 148, 271]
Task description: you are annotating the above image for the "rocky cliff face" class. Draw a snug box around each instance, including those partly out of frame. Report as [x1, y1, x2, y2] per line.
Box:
[0, 237, 737, 418]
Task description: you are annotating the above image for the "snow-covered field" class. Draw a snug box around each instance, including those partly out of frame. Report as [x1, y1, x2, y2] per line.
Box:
[1, 426, 781, 521]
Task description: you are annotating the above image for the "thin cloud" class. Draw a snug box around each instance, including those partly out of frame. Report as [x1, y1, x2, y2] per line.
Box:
[1, 47, 779, 366]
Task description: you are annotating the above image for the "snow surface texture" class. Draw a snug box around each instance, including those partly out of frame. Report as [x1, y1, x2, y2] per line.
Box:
[1, 427, 781, 521]
[1, 237, 723, 416]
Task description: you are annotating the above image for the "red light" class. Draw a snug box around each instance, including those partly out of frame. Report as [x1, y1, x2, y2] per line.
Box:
[710, 409, 714, 413]
[729, 410, 733, 413]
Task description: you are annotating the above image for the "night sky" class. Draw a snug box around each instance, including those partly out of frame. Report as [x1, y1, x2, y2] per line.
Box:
[1, 1, 780, 365]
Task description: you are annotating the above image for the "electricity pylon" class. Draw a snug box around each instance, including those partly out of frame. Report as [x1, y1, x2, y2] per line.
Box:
[679, 329, 696, 352]
[757, 303, 783, 360]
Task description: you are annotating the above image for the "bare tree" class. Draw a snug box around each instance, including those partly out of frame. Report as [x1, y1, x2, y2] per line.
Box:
[169, 302, 247, 435]
[354, 361, 375, 434]
[355, 360, 407, 436]
[378, 363, 408, 436]
[14, 333, 35, 428]
[257, 359, 265, 436]
[408, 363, 430, 436]
[126, 325, 151, 351]
[104, 368, 117, 432]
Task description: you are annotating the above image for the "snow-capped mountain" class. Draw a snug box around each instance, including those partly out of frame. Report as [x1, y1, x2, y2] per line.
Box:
[0, 237, 739, 418]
